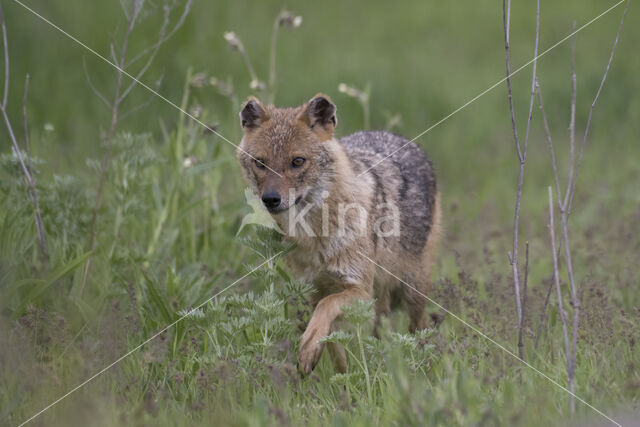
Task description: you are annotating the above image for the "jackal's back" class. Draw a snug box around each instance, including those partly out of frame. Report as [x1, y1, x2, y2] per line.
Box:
[339, 131, 437, 254]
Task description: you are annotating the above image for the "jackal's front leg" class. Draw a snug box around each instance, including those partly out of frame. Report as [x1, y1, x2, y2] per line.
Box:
[298, 286, 370, 375]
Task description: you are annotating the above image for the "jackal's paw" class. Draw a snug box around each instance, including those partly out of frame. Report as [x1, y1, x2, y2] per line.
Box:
[298, 325, 328, 375]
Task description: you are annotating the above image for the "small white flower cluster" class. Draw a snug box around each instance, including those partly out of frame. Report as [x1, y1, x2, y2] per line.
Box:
[277, 11, 303, 30]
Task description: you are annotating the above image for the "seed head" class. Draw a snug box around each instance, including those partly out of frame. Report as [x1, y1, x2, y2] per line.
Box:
[223, 31, 242, 51]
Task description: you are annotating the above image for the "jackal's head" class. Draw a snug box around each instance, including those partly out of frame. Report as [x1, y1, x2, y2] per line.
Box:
[236, 94, 338, 215]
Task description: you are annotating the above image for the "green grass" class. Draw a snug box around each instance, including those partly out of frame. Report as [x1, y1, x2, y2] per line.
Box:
[1, 0, 639, 426]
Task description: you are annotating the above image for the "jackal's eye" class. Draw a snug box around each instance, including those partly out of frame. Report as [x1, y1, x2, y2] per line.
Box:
[254, 158, 266, 170]
[291, 157, 305, 168]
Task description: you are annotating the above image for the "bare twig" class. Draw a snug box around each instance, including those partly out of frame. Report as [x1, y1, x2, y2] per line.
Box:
[117, 7, 170, 102]
[517, 241, 530, 361]
[502, 0, 522, 163]
[223, 31, 264, 92]
[548, 187, 571, 377]
[539, 29, 580, 413]
[119, 0, 192, 102]
[502, 0, 540, 360]
[267, 10, 302, 103]
[563, 21, 578, 211]
[563, 29, 580, 412]
[119, 72, 164, 121]
[110, 43, 118, 65]
[533, 274, 554, 353]
[268, 13, 281, 104]
[83, 57, 111, 109]
[1, 3, 7, 110]
[124, 0, 192, 68]
[568, 0, 629, 214]
[537, 4, 628, 411]
[0, 5, 48, 267]
[533, 237, 564, 355]
[535, 80, 562, 205]
[23, 74, 32, 165]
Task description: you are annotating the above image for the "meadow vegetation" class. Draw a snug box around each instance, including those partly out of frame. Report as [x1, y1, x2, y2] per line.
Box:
[1, 1, 639, 425]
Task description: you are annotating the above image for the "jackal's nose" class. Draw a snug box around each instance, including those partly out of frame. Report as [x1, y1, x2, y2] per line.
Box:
[261, 192, 281, 210]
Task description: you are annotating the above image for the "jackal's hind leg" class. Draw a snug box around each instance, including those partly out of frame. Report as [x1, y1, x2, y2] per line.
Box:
[406, 285, 428, 333]
[373, 287, 391, 338]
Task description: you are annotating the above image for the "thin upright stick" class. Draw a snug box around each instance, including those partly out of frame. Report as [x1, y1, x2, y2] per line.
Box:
[535, 81, 562, 205]
[563, 21, 578, 211]
[537, 3, 629, 410]
[502, 0, 540, 359]
[561, 28, 580, 413]
[568, 0, 630, 214]
[268, 14, 280, 103]
[548, 187, 571, 377]
[518, 241, 530, 361]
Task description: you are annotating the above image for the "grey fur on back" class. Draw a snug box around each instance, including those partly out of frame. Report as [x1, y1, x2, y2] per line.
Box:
[339, 131, 437, 254]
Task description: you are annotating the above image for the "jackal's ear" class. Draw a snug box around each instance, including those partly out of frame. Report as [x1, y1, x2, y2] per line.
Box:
[298, 94, 337, 134]
[240, 97, 268, 130]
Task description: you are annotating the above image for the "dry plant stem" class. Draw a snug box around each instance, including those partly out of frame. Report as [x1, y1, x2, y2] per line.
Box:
[0, 5, 48, 267]
[565, 29, 579, 412]
[502, 0, 539, 358]
[517, 241, 529, 361]
[548, 187, 571, 379]
[536, 3, 628, 408]
[118, 2, 176, 102]
[124, 0, 192, 68]
[533, 239, 563, 355]
[83, 57, 111, 109]
[268, 14, 280, 103]
[1, 3, 7, 108]
[568, 0, 629, 214]
[362, 99, 371, 131]
[535, 82, 562, 202]
[22, 75, 31, 163]
[502, 0, 522, 325]
[564, 21, 577, 211]
[561, 208, 578, 412]
[237, 41, 258, 84]
[539, 75, 579, 413]
[533, 274, 554, 353]
[120, 73, 164, 120]
[539, 32, 580, 412]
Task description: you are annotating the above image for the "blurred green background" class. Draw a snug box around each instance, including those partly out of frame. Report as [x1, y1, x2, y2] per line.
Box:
[1, 0, 639, 425]
[4, 0, 638, 182]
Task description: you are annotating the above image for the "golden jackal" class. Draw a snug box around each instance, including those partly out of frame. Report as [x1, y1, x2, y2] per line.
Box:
[237, 94, 440, 374]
